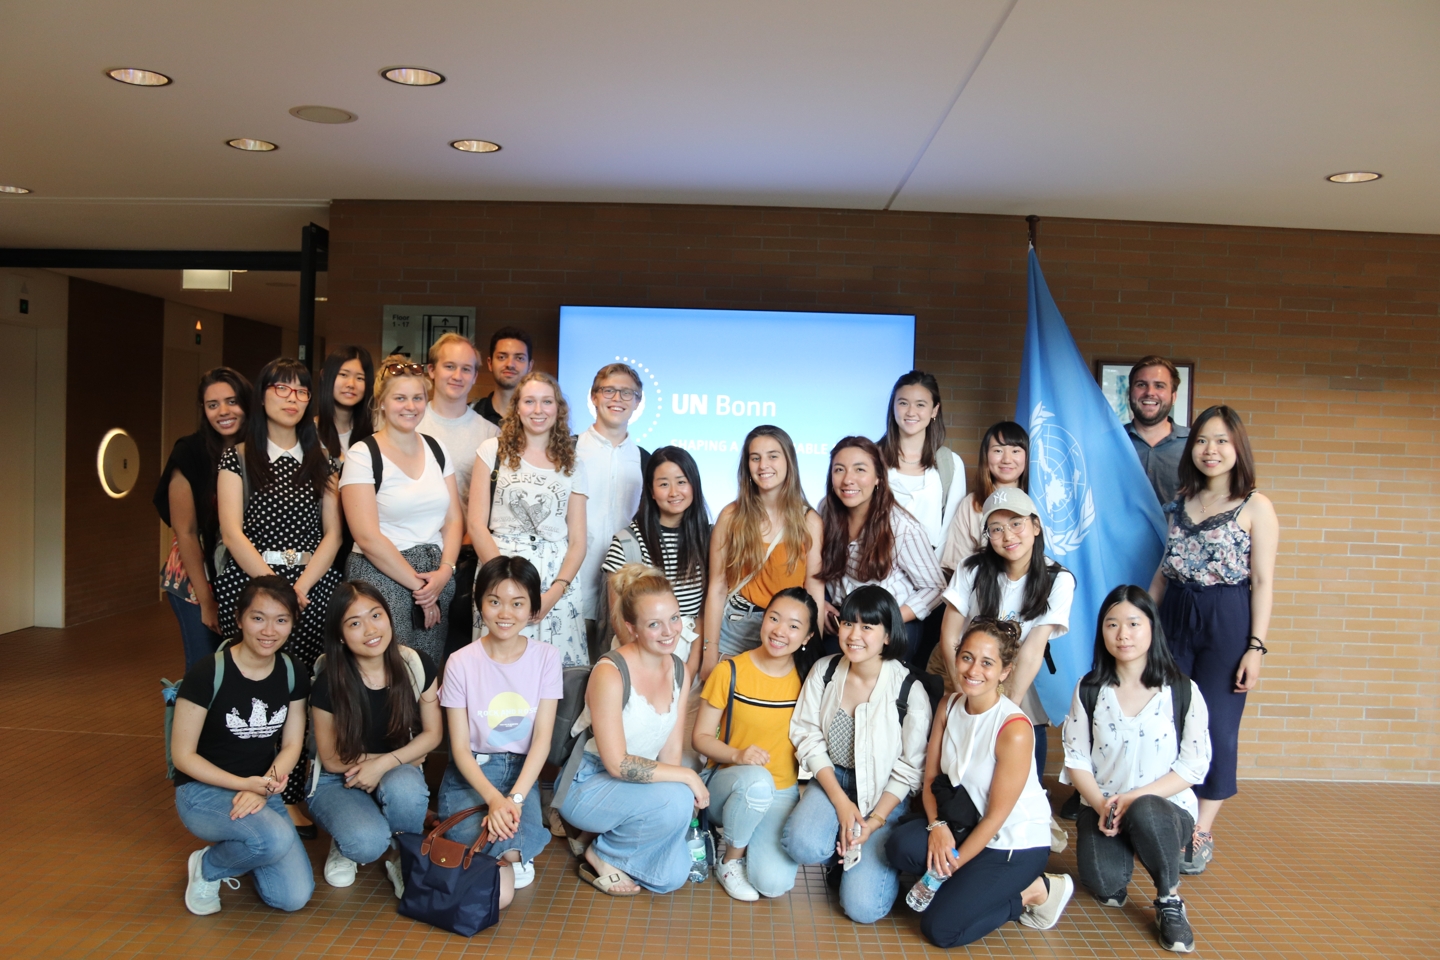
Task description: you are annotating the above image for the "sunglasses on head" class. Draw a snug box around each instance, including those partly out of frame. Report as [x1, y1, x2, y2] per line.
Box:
[381, 361, 427, 377]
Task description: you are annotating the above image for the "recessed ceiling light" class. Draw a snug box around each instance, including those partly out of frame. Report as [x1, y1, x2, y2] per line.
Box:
[1327, 171, 1381, 183]
[107, 67, 172, 86]
[451, 139, 501, 153]
[289, 105, 357, 124]
[382, 66, 445, 86]
[0, 184, 32, 194]
[227, 138, 278, 152]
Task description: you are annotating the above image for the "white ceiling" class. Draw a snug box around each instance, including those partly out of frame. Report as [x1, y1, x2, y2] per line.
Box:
[0, 0, 1435, 262]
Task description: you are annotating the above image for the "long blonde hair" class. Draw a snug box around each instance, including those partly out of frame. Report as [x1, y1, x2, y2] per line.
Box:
[609, 563, 675, 639]
[724, 425, 812, 589]
[495, 371, 576, 474]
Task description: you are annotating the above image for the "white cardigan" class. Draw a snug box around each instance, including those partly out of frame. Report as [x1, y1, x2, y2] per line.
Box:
[789, 655, 932, 814]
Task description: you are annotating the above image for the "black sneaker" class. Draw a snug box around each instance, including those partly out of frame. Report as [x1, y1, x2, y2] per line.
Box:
[1059, 790, 1082, 821]
[1097, 888, 1128, 908]
[1154, 897, 1195, 953]
[824, 862, 842, 891]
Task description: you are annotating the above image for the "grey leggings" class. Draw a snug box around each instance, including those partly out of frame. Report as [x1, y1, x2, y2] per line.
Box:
[1076, 793, 1194, 900]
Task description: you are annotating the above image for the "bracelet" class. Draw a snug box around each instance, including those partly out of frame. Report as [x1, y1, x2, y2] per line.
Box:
[926, 819, 948, 832]
[551, 578, 570, 589]
[1246, 636, 1268, 655]
[441, 561, 456, 573]
[865, 813, 884, 825]
[391, 753, 404, 767]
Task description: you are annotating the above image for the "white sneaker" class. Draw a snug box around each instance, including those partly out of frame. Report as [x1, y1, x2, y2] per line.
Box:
[184, 848, 237, 916]
[323, 838, 358, 888]
[385, 859, 405, 899]
[716, 858, 760, 902]
[512, 860, 536, 889]
[1019, 873, 1074, 930]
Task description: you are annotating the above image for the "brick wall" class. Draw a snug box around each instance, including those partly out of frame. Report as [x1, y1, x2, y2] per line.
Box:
[325, 200, 1440, 784]
[66, 277, 164, 625]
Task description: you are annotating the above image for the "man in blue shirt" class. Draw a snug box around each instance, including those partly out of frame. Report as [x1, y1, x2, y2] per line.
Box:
[1124, 356, 1189, 504]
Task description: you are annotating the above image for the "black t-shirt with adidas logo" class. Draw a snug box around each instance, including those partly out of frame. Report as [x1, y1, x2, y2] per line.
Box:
[174, 648, 312, 787]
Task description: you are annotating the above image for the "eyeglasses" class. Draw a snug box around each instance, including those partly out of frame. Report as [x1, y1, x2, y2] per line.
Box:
[269, 383, 312, 402]
[382, 361, 427, 377]
[986, 517, 1032, 539]
[596, 386, 639, 401]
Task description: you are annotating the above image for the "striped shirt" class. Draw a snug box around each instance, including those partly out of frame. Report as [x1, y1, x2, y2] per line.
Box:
[601, 522, 706, 618]
[830, 505, 946, 618]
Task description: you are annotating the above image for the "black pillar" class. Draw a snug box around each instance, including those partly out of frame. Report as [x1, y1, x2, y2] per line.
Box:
[298, 223, 328, 370]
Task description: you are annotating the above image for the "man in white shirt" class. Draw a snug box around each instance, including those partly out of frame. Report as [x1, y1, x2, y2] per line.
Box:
[575, 363, 646, 661]
[419, 333, 498, 653]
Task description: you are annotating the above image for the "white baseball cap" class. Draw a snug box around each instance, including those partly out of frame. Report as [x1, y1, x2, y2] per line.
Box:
[980, 488, 1040, 529]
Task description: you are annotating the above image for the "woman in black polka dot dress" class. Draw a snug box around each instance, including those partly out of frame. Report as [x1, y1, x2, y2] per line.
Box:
[214, 359, 343, 810]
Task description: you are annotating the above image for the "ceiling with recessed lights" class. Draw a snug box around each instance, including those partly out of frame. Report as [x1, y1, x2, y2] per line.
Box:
[0, 0, 1436, 256]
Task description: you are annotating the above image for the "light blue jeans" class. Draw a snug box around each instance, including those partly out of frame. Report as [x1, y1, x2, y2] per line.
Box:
[560, 752, 695, 893]
[707, 764, 800, 898]
[718, 599, 764, 658]
[308, 763, 429, 865]
[437, 752, 550, 865]
[174, 782, 314, 912]
[781, 765, 909, 924]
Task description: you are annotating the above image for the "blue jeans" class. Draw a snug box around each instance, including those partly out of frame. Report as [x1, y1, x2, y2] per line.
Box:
[560, 752, 695, 893]
[718, 599, 764, 658]
[174, 782, 314, 912]
[781, 765, 909, 924]
[437, 753, 550, 865]
[308, 763, 429, 864]
[168, 593, 222, 673]
[707, 764, 800, 897]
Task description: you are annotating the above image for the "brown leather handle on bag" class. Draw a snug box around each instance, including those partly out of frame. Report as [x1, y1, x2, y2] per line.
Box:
[419, 805, 494, 869]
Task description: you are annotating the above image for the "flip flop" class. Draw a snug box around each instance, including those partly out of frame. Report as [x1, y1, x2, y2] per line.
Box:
[578, 862, 641, 897]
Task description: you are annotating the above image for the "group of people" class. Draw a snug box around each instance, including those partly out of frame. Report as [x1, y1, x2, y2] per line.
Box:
[158, 331, 1278, 954]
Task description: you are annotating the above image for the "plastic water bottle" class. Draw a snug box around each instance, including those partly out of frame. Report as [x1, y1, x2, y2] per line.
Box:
[905, 851, 958, 912]
[686, 818, 708, 883]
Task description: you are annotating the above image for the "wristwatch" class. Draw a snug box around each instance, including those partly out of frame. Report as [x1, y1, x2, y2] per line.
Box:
[926, 819, 948, 832]
[510, 792, 525, 805]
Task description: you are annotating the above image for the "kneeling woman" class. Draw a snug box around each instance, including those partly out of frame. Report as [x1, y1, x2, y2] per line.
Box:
[782, 585, 931, 924]
[308, 582, 443, 894]
[1062, 585, 1211, 954]
[886, 620, 1073, 948]
[170, 577, 313, 915]
[560, 565, 709, 895]
[693, 587, 817, 902]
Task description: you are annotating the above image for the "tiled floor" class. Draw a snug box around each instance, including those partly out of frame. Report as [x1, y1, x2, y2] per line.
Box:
[2, 601, 1436, 958]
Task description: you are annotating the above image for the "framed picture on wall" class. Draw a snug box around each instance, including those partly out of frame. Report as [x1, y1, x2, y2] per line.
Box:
[1094, 358, 1195, 428]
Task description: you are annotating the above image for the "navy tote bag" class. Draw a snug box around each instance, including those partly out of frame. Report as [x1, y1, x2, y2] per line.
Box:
[395, 806, 502, 937]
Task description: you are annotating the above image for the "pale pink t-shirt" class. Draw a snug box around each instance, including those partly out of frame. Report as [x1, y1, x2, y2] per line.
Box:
[440, 638, 563, 755]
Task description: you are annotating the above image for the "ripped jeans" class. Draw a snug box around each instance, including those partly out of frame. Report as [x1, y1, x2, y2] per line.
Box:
[706, 764, 800, 898]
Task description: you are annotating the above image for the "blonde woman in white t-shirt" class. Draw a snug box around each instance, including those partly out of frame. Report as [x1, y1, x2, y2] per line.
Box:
[339, 357, 463, 667]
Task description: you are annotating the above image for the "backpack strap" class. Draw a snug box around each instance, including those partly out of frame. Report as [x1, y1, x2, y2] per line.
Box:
[599, 650, 632, 709]
[361, 435, 384, 490]
[281, 652, 295, 698]
[822, 655, 840, 687]
[897, 671, 917, 727]
[1079, 674, 1102, 754]
[935, 446, 955, 507]
[209, 648, 227, 708]
[1172, 676, 1191, 741]
[420, 433, 446, 472]
[721, 658, 738, 745]
[399, 646, 426, 699]
[617, 526, 644, 566]
[672, 653, 686, 693]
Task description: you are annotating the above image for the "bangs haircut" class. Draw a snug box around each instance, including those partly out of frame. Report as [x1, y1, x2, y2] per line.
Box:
[971, 420, 1030, 512]
[235, 574, 299, 623]
[474, 555, 543, 613]
[316, 345, 375, 458]
[636, 446, 710, 582]
[244, 358, 333, 498]
[838, 584, 908, 662]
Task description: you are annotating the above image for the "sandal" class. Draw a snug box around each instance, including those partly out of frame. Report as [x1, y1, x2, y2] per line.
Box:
[578, 861, 641, 897]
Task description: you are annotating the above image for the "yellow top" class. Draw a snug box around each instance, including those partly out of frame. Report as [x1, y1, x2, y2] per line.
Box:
[700, 651, 802, 790]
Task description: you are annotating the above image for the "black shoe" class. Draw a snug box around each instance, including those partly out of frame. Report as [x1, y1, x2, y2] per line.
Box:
[1097, 889, 1128, 908]
[1059, 790, 1082, 821]
[1154, 897, 1195, 953]
[824, 863, 842, 892]
[295, 823, 318, 841]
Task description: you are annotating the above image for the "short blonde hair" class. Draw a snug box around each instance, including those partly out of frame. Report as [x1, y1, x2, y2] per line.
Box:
[372, 353, 432, 424]
[590, 363, 643, 397]
[427, 333, 479, 367]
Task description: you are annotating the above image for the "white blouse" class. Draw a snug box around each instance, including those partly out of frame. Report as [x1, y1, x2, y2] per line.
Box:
[887, 448, 966, 557]
[1060, 681, 1212, 821]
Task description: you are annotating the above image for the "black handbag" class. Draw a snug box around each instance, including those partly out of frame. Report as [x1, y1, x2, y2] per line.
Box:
[394, 806, 503, 937]
[929, 774, 983, 838]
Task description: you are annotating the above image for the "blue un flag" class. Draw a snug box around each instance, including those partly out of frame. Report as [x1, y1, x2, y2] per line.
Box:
[1017, 249, 1167, 724]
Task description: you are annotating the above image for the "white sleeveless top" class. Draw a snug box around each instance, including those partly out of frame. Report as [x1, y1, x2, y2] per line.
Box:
[939, 693, 1053, 850]
[583, 659, 682, 761]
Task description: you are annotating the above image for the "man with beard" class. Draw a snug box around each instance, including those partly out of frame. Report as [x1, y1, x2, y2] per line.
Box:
[472, 326, 535, 425]
[1124, 355, 1189, 504]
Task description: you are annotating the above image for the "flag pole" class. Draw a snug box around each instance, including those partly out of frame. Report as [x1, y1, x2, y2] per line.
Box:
[1026, 214, 1040, 250]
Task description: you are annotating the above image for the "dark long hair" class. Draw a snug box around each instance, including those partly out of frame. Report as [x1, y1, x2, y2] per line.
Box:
[877, 370, 946, 471]
[321, 581, 422, 766]
[1176, 405, 1257, 501]
[962, 512, 1065, 622]
[767, 585, 822, 680]
[970, 421, 1031, 513]
[196, 367, 253, 465]
[820, 437, 899, 584]
[838, 584, 909, 662]
[244, 358, 333, 497]
[315, 346, 375, 458]
[634, 446, 710, 583]
[1086, 585, 1184, 690]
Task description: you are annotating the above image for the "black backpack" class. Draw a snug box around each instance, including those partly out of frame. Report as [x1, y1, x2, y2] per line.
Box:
[819, 655, 937, 727]
[360, 434, 445, 487]
[1077, 672, 1192, 747]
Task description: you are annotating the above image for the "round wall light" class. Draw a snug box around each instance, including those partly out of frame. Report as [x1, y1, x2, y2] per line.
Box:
[289, 105, 357, 124]
[0, 185, 32, 194]
[107, 67, 172, 86]
[450, 139, 500, 153]
[1326, 171, 1381, 183]
[227, 138, 278, 151]
[382, 66, 445, 86]
[97, 428, 141, 498]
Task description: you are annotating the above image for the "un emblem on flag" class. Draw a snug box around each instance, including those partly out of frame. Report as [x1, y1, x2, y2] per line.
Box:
[1028, 402, 1096, 555]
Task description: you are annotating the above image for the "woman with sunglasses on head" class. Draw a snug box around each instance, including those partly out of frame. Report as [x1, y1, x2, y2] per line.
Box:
[1149, 405, 1277, 875]
[154, 366, 251, 670]
[1062, 585, 1211, 953]
[701, 425, 824, 681]
[820, 436, 945, 664]
[940, 421, 1030, 574]
[213, 358, 343, 822]
[887, 619, 1073, 947]
[469, 371, 590, 667]
[339, 356, 463, 668]
[315, 346, 375, 460]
